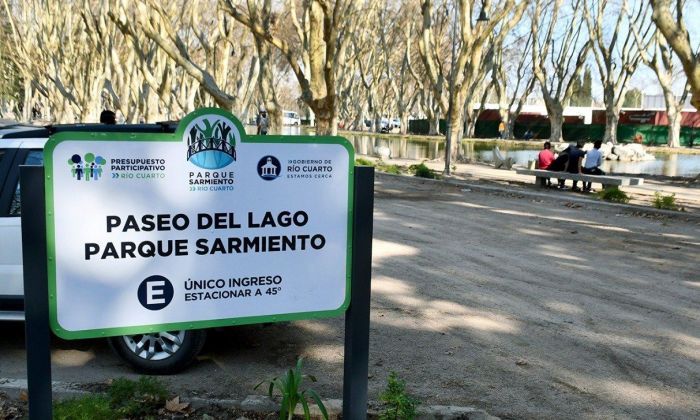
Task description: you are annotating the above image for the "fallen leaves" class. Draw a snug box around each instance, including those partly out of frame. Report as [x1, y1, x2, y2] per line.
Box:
[165, 396, 189, 413]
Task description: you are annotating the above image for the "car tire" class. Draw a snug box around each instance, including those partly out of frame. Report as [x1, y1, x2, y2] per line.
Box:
[108, 329, 207, 375]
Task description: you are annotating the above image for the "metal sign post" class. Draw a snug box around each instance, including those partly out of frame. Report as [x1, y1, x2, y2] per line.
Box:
[343, 166, 374, 419]
[20, 165, 52, 419]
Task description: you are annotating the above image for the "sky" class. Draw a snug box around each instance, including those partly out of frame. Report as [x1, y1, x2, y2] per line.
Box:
[625, 0, 700, 97]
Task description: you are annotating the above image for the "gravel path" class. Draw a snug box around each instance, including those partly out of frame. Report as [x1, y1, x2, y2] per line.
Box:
[1, 173, 698, 419]
[365, 174, 699, 419]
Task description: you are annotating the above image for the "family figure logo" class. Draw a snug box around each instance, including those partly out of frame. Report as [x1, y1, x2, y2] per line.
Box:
[186, 117, 237, 170]
[68, 153, 106, 181]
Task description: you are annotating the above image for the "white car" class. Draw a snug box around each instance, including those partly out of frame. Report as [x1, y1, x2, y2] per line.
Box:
[282, 110, 301, 126]
[0, 122, 205, 374]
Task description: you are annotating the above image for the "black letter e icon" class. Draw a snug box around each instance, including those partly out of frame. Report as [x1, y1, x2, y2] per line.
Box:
[138, 275, 174, 310]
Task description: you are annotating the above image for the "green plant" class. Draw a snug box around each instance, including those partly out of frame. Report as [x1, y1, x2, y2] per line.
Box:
[597, 187, 630, 203]
[108, 377, 168, 418]
[355, 157, 375, 166]
[255, 358, 328, 420]
[653, 192, 678, 210]
[54, 395, 116, 420]
[379, 372, 420, 420]
[376, 161, 402, 174]
[408, 162, 438, 179]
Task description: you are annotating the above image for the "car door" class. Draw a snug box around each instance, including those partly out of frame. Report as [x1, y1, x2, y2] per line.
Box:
[0, 147, 43, 301]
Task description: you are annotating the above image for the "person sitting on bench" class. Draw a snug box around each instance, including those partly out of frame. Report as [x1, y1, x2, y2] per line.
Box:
[548, 145, 570, 188]
[582, 140, 604, 192]
[538, 141, 555, 185]
[567, 141, 586, 192]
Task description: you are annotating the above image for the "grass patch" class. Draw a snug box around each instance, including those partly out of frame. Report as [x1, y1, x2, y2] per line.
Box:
[376, 160, 402, 174]
[109, 377, 168, 418]
[652, 192, 678, 210]
[355, 157, 403, 174]
[54, 395, 116, 420]
[53, 377, 168, 419]
[408, 162, 439, 179]
[597, 187, 630, 203]
[355, 157, 375, 166]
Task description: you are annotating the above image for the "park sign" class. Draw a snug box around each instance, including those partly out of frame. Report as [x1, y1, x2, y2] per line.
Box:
[44, 108, 354, 339]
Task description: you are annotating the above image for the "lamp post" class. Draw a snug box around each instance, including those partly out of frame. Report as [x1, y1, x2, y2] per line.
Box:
[444, 0, 489, 176]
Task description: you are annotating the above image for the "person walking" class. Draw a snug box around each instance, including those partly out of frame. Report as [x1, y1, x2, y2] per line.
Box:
[498, 121, 506, 139]
[582, 140, 604, 192]
[256, 106, 269, 135]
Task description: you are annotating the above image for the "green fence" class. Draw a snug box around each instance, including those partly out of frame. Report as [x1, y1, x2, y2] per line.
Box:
[408, 119, 700, 146]
[408, 119, 448, 134]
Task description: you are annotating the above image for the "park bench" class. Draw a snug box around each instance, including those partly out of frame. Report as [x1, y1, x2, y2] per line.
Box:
[515, 168, 644, 189]
[493, 146, 514, 169]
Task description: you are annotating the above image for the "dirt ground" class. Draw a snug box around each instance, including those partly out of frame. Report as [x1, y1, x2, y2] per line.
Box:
[1, 173, 698, 419]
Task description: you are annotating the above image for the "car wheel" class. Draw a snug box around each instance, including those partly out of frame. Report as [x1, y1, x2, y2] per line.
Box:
[108, 329, 207, 374]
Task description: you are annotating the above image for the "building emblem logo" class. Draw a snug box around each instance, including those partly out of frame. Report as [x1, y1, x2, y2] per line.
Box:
[68, 153, 106, 181]
[186, 117, 237, 169]
[257, 156, 281, 180]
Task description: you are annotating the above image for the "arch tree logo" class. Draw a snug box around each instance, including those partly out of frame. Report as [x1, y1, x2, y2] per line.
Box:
[185, 116, 239, 170]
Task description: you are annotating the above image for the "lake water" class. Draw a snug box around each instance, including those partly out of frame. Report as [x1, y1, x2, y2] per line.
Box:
[348, 134, 700, 177]
[242, 127, 700, 177]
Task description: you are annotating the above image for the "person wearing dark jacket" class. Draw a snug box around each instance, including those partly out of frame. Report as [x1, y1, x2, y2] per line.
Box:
[566, 141, 586, 192]
[548, 145, 570, 188]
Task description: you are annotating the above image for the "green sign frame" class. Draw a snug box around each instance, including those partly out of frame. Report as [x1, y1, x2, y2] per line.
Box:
[43, 108, 355, 339]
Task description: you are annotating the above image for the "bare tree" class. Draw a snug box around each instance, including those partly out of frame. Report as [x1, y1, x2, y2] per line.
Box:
[419, 0, 527, 173]
[3, 0, 112, 122]
[531, 0, 590, 143]
[650, 0, 700, 110]
[223, 0, 378, 135]
[112, 0, 262, 125]
[493, 30, 536, 139]
[631, 4, 690, 148]
[584, 0, 654, 144]
[243, 0, 282, 131]
[379, 2, 421, 135]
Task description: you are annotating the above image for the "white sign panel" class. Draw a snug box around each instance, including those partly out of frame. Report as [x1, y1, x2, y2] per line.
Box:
[44, 108, 354, 339]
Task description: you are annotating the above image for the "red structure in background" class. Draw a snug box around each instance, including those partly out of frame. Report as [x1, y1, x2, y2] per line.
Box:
[591, 110, 700, 127]
[476, 108, 700, 127]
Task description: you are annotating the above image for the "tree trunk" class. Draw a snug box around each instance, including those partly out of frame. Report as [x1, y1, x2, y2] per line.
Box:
[256, 35, 282, 134]
[264, 100, 283, 135]
[428, 112, 440, 135]
[314, 105, 337, 136]
[499, 108, 512, 139]
[373, 109, 382, 133]
[603, 109, 619, 144]
[465, 118, 476, 138]
[548, 105, 564, 143]
[22, 81, 32, 122]
[400, 112, 409, 135]
[507, 118, 518, 140]
[446, 112, 464, 165]
[667, 105, 682, 148]
[351, 111, 364, 132]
